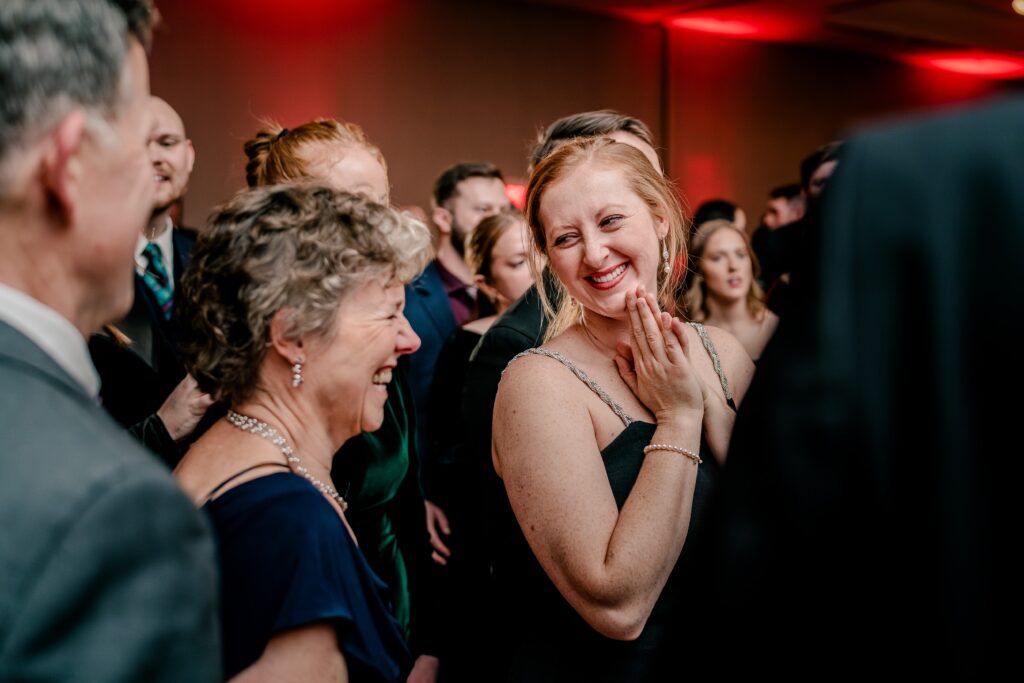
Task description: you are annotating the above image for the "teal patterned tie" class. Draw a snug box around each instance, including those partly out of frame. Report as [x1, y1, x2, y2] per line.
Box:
[142, 242, 173, 320]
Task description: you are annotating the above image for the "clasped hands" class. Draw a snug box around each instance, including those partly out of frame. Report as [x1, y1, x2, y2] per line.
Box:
[613, 287, 704, 425]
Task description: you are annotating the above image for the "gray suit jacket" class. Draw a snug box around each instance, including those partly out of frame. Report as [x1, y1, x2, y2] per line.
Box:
[0, 320, 220, 681]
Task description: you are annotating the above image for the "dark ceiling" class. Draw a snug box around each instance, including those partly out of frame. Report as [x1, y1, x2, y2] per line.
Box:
[516, 1, 1024, 74]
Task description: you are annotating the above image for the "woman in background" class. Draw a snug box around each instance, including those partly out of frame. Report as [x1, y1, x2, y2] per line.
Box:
[244, 118, 442, 681]
[683, 219, 778, 361]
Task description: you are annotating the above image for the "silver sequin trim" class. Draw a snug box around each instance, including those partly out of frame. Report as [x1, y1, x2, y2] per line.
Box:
[688, 322, 733, 403]
[506, 347, 634, 427]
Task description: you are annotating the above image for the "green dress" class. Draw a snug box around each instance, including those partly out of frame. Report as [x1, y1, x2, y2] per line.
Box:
[330, 364, 440, 657]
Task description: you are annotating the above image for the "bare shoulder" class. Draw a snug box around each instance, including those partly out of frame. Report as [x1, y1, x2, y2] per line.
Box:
[691, 323, 756, 403]
[494, 349, 596, 474]
[496, 350, 591, 423]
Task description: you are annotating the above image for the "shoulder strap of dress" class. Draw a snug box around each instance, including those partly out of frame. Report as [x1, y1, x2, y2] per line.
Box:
[687, 322, 734, 405]
[203, 462, 291, 504]
[507, 348, 634, 427]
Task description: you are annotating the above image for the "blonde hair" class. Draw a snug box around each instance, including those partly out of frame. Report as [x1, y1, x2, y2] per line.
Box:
[525, 137, 687, 340]
[243, 117, 388, 198]
[179, 185, 431, 405]
[682, 219, 767, 321]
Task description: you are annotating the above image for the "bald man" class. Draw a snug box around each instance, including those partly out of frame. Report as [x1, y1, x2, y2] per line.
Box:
[89, 96, 212, 468]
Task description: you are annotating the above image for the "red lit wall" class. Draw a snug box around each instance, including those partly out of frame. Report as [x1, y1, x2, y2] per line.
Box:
[149, 0, 662, 224]
[151, 0, 1017, 228]
[665, 30, 1014, 222]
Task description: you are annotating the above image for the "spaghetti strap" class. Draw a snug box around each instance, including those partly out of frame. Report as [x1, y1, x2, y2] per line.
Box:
[507, 347, 634, 427]
[203, 462, 291, 504]
[687, 322, 734, 407]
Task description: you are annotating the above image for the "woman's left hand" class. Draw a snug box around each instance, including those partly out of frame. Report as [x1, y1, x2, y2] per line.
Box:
[407, 654, 440, 683]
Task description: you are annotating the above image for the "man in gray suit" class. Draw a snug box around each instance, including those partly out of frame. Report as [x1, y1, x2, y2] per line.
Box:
[0, 1, 220, 680]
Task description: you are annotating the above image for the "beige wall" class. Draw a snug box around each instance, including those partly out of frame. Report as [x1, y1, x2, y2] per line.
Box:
[151, 0, 1015, 229]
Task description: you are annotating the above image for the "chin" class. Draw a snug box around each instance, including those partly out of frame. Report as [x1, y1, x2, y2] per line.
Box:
[360, 400, 387, 433]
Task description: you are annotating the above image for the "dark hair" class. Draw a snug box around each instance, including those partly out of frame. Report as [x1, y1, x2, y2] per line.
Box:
[800, 141, 844, 190]
[107, 0, 157, 50]
[692, 199, 740, 229]
[529, 109, 657, 172]
[769, 183, 802, 201]
[432, 162, 504, 208]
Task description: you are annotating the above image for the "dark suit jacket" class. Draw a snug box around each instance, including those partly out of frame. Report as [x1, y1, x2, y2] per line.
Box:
[403, 261, 458, 473]
[0, 320, 220, 681]
[710, 97, 1021, 679]
[460, 275, 553, 556]
[90, 227, 196, 465]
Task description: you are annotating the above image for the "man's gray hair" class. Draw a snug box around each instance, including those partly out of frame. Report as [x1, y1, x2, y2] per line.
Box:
[0, 0, 132, 192]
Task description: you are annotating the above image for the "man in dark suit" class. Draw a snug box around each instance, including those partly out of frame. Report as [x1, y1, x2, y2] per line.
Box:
[404, 162, 509, 493]
[709, 97, 1020, 679]
[90, 95, 213, 467]
[0, 2, 219, 680]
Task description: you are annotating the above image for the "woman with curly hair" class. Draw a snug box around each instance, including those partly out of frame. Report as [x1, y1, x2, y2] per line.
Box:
[173, 185, 431, 682]
[242, 118, 444, 682]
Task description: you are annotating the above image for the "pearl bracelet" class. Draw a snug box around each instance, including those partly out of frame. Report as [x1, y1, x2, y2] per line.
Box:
[643, 443, 702, 464]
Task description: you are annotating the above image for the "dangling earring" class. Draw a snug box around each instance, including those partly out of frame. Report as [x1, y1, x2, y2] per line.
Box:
[291, 358, 304, 388]
[661, 240, 671, 275]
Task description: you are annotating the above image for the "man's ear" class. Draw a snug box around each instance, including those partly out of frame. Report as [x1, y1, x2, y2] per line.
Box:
[41, 110, 88, 226]
[268, 308, 304, 366]
[432, 205, 452, 236]
[185, 138, 196, 176]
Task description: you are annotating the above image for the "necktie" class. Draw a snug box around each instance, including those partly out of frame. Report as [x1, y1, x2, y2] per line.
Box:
[142, 242, 173, 320]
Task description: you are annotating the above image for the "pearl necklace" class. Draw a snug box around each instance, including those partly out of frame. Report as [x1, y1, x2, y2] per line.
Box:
[225, 410, 348, 511]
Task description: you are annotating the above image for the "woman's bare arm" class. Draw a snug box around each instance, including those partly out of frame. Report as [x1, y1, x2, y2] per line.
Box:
[493, 292, 704, 640]
[230, 623, 346, 683]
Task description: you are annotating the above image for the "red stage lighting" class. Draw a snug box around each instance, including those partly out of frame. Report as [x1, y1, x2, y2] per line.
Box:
[908, 52, 1024, 80]
[667, 16, 759, 36]
[505, 183, 527, 210]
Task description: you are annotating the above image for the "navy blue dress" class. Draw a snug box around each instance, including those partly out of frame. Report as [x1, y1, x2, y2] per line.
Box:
[203, 472, 412, 681]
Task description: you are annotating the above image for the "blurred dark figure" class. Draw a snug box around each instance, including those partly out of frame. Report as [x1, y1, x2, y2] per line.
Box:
[710, 97, 1019, 680]
[691, 197, 746, 237]
[762, 183, 804, 231]
[754, 141, 843, 314]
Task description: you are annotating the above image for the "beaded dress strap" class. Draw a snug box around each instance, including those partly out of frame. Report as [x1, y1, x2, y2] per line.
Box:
[687, 322, 733, 404]
[507, 348, 634, 427]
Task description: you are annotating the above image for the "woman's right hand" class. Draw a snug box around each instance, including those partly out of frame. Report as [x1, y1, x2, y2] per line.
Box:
[614, 287, 704, 425]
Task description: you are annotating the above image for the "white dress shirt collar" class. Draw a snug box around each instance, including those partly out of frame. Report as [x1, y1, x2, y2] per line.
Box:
[0, 282, 101, 398]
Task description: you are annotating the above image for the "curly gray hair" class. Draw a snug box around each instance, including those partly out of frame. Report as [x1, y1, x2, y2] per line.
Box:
[179, 184, 431, 404]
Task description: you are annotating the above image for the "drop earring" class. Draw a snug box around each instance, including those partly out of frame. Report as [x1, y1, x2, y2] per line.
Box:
[662, 241, 671, 275]
[291, 358, 304, 388]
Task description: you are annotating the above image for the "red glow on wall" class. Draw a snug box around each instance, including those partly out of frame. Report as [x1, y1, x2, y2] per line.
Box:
[505, 183, 527, 210]
[665, 8, 812, 42]
[209, 0, 390, 38]
[678, 155, 733, 214]
[908, 52, 1024, 80]
[668, 17, 759, 36]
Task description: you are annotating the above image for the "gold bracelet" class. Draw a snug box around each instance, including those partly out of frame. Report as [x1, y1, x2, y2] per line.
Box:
[642, 443, 702, 464]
